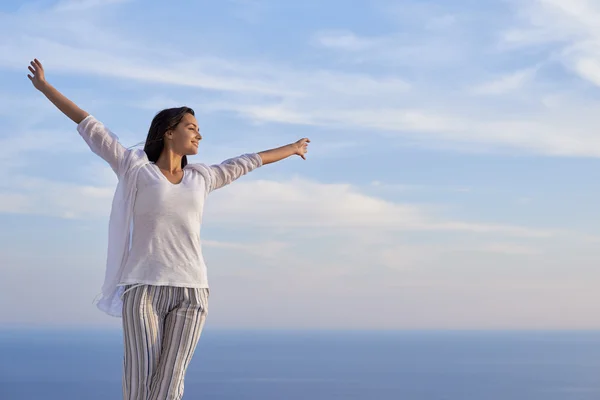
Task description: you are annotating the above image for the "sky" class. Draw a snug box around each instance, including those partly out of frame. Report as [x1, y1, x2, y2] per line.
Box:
[1, 0, 600, 330]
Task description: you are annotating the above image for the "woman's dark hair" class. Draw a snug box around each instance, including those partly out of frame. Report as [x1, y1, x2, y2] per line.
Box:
[144, 106, 195, 168]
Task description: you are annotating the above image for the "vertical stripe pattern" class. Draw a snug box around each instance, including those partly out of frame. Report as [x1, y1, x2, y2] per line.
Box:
[122, 285, 209, 400]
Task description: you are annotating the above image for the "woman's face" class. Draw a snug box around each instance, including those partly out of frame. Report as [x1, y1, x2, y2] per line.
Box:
[167, 113, 202, 156]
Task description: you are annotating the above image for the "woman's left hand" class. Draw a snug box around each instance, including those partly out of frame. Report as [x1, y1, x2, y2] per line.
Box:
[293, 138, 310, 160]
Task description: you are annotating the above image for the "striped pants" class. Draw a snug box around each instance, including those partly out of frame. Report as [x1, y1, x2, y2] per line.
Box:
[121, 285, 209, 400]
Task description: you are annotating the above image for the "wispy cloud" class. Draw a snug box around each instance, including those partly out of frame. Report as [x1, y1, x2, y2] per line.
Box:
[470, 67, 539, 95]
[502, 0, 600, 87]
[313, 31, 380, 52]
[4, 0, 600, 158]
[477, 242, 541, 256]
[0, 175, 113, 219]
[0, 161, 557, 240]
[53, 0, 131, 12]
[207, 178, 557, 238]
[203, 239, 290, 259]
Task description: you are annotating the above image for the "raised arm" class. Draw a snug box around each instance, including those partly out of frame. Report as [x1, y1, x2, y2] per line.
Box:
[205, 154, 263, 192]
[258, 138, 310, 165]
[28, 59, 127, 175]
[203, 138, 310, 192]
[28, 59, 89, 124]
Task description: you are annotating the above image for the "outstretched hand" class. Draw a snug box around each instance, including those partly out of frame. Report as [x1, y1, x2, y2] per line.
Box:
[27, 59, 47, 91]
[257, 138, 311, 165]
[293, 138, 310, 160]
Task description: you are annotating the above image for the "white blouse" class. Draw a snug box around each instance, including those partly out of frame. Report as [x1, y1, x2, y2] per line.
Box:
[77, 115, 262, 317]
[120, 164, 209, 289]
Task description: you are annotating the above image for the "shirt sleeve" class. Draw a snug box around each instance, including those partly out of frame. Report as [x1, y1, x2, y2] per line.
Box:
[77, 115, 128, 175]
[205, 153, 263, 192]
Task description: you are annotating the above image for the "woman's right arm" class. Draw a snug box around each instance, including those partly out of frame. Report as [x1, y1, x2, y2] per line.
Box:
[28, 59, 127, 174]
[28, 59, 89, 124]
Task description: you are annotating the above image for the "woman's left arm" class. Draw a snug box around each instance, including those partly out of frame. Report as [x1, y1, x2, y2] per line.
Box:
[204, 138, 310, 192]
[258, 138, 310, 165]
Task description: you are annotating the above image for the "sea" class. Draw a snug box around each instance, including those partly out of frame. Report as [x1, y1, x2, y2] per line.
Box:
[1, 329, 600, 399]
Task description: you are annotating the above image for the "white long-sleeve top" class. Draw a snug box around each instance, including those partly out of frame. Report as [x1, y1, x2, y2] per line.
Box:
[120, 164, 209, 288]
[77, 115, 262, 317]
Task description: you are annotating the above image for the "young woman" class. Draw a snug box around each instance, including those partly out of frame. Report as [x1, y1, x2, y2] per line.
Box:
[27, 58, 309, 400]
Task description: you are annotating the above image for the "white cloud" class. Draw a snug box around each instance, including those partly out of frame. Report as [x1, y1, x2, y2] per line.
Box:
[503, 0, 600, 86]
[0, 163, 556, 240]
[213, 102, 600, 156]
[53, 0, 131, 12]
[470, 67, 538, 95]
[0, 128, 83, 162]
[574, 57, 600, 87]
[476, 242, 542, 255]
[203, 239, 290, 260]
[314, 31, 380, 51]
[5, 0, 600, 158]
[0, 175, 113, 219]
[206, 178, 556, 238]
[370, 181, 472, 194]
[2, 37, 288, 95]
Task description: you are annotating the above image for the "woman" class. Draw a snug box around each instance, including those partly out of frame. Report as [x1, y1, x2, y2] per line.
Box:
[27, 58, 309, 400]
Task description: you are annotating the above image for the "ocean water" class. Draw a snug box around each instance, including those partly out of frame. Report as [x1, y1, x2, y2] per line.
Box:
[1, 330, 600, 400]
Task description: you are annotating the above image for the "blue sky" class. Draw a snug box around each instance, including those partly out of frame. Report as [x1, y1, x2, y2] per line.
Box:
[1, 0, 600, 330]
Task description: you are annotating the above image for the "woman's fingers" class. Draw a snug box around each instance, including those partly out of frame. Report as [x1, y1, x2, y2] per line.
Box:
[26, 59, 44, 86]
[294, 138, 310, 159]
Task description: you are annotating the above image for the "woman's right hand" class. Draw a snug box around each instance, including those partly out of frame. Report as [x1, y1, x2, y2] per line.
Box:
[27, 59, 48, 91]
